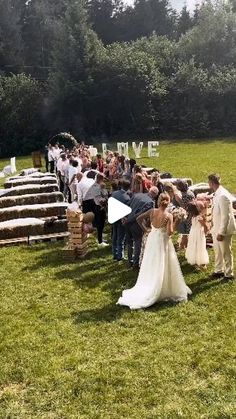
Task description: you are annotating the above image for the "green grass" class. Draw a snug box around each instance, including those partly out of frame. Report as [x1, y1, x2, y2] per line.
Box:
[0, 139, 236, 418]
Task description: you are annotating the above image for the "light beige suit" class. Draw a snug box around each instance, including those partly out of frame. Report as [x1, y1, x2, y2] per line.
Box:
[212, 186, 236, 277]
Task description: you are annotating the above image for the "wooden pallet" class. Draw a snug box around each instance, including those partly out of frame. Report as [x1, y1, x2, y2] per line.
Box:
[28, 232, 70, 244]
[0, 237, 29, 247]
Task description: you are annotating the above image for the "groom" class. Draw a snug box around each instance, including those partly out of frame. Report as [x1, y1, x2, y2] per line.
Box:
[208, 174, 236, 281]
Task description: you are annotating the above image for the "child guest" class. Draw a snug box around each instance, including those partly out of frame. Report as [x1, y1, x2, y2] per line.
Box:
[185, 202, 209, 270]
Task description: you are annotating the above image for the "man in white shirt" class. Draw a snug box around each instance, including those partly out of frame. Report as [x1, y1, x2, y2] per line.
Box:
[52, 144, 61, 162]
[76, 172, 95, 207]
[69, 160, 79, 201]
[48, 145, 55, 173]
[83, 161, 99, 179]
[73, 153, 82, 172]
[208, 174, 236, 281]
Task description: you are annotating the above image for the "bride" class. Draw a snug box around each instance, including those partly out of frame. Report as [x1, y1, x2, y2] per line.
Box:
[117, 193, 192, 309]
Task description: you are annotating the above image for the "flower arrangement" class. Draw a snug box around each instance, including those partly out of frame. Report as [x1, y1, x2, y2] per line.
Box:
[172, 207, 187, 221]
[49, 132, 78, 148]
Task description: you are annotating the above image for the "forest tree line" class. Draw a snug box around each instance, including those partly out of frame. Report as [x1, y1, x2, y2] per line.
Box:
[1, 0, 236, 156]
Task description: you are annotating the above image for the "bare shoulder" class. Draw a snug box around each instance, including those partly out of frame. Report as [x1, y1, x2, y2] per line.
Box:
[166, 212, 173, 221]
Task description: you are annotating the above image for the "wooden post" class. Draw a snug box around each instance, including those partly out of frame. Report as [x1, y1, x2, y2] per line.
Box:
[32, 151, 42, 168]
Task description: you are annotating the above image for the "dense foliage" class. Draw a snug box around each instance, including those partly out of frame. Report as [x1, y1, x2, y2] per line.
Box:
[0, 0, 236, 155]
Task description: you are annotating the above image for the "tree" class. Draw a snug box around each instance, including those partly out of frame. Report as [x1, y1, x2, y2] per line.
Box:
[125, 0, 176, 41]
[178, 2, 236, 67]
[0, 74, 44, 156]
[85, 42, 168, 136]
[177, 5, 193, 38]
[86, 0, 124, 44]
[49, 0, 105, 135]
[0, 0, 24, 72]
[21, 0, 70, 80]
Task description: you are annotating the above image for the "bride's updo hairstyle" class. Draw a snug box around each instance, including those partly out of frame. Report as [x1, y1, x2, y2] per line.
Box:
[158, 192, 170, 208]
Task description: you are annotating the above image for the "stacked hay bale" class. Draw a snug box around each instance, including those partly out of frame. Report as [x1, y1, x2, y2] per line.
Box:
[1, 184, 59, 198]
[0, 192, 63, 209]
[4, 176, 57, 188]
[0, 171, 68, 245]
[0, 202, 68, 222]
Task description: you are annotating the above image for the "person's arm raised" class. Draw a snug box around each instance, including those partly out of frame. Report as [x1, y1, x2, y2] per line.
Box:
[137, 209, 153, 233]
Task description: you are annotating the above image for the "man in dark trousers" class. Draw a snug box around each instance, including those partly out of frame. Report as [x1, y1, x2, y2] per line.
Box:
[111, 179, 131, 261]
[125, 187, 158, 268]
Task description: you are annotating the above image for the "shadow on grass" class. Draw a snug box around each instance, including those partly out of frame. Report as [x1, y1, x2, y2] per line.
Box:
[71, 275, 223, 325]
[23, 242, 112, 270]
[189, 276, 224, 299]
[71, 294, 178, 324]
[72, 303, 125, 324]
[22, 237, 228, 325]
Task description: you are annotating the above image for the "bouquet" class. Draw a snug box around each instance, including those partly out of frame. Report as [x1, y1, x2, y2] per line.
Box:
[171, 207, 187, 221]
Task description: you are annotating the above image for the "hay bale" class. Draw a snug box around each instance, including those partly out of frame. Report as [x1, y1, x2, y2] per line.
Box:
[161, 177, 193, 187]
[4, 176, 57, 188]
[0, 202, 68, 222]
[189, 183, 212, 196]
[0, 218, 67, 240]
[0, 184, 59, 198]
[0, 192, 64, 209]
[9, 171, 57, 180]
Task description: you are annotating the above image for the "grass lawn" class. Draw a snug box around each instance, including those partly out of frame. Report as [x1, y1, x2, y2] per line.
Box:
[0, 139, 236, 418]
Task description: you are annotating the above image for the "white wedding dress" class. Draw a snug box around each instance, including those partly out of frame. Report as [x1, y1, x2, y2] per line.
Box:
[185, 216, 209, 266]
[117, 225, 192, 310]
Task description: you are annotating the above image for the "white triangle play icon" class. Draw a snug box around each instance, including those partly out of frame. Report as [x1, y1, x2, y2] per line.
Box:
[108, 197, 131, 224]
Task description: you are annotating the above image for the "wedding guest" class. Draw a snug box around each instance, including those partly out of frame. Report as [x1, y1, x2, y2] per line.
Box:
[110, 180, 120, 194]
[208, 174, 236, 281]
[76, 172, 95, 208]
[175, 180, 195, 250]
[117, 155, 125, 177]
[185, 202, 209, 270]
[93, 175, 109, 247]
[151, 171, 165, 207]
[64, 157, 72, 202]
[130, 158, 136, 174]
[81, 151, 90, 170]
[83, 174, 108, 246]
[82, 170, 100, 213]
[132, 173, 144, 194]
[163, 182, 181, 211]
[73, 152, 82, 172]
[124, 187, 158, 268]
[96, 154, 104, 173]
[48, 144, 55, 173]
[109, 152, 119, 178]
[52, 143, 61, 164]
[57, 153, 69, 194]
[69, 160, 79, 202]
[44, 145, 49, 172]
[83, 161, 100, 179]
[111, 179, 131, 261]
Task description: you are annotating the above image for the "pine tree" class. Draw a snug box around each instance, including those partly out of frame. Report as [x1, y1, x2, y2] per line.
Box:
[177, 5, 193, 38]
[49, 0, 104, 134]
[0, 0, 24, 71]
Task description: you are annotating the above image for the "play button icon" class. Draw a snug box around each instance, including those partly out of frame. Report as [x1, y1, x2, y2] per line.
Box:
[108, 197, 132, 224]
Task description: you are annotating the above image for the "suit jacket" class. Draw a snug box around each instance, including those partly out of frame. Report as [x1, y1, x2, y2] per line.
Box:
[112, 189, 131, 205]
[126, 193, 154, 239]
[212, 186, 236, 236]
